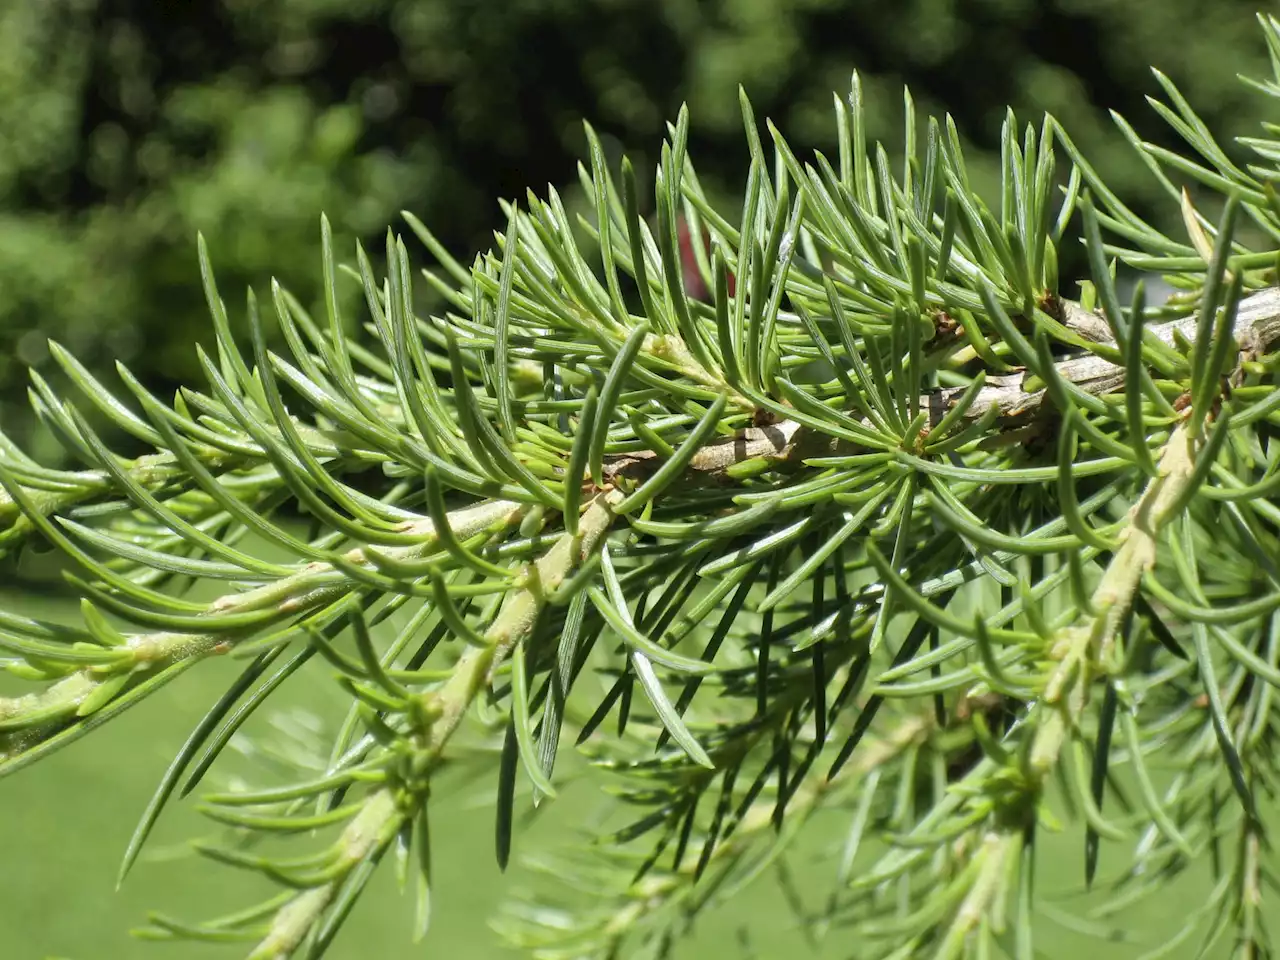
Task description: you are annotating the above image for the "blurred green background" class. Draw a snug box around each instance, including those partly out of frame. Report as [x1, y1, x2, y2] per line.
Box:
[3, 0, 1274, 451]
[0, 1, 1273, 957]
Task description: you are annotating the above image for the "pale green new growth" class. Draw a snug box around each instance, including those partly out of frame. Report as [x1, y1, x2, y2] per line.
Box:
[3, 13, 1280, 960]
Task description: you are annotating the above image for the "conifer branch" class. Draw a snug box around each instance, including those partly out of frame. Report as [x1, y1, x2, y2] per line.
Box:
[603, 286, 1280, 481]
[247, 490, 620, 957]
[2, 14, 1280, 959]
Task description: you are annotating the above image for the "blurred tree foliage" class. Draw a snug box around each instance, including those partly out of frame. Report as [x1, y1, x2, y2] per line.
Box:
[0, 0, 1270, 454]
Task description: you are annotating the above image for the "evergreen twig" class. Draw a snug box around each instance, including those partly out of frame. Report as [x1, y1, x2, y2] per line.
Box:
[3, 13, 1280, 960]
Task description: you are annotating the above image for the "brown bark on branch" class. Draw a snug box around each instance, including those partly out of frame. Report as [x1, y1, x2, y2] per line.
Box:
[605, 287, 1280, 481]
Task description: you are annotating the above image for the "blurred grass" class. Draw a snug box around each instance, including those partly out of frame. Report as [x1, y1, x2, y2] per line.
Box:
[0, 583, 1234, 959]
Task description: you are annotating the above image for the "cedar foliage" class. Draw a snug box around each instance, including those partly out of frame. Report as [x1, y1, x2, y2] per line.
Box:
[3, 12, 1280, 960]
